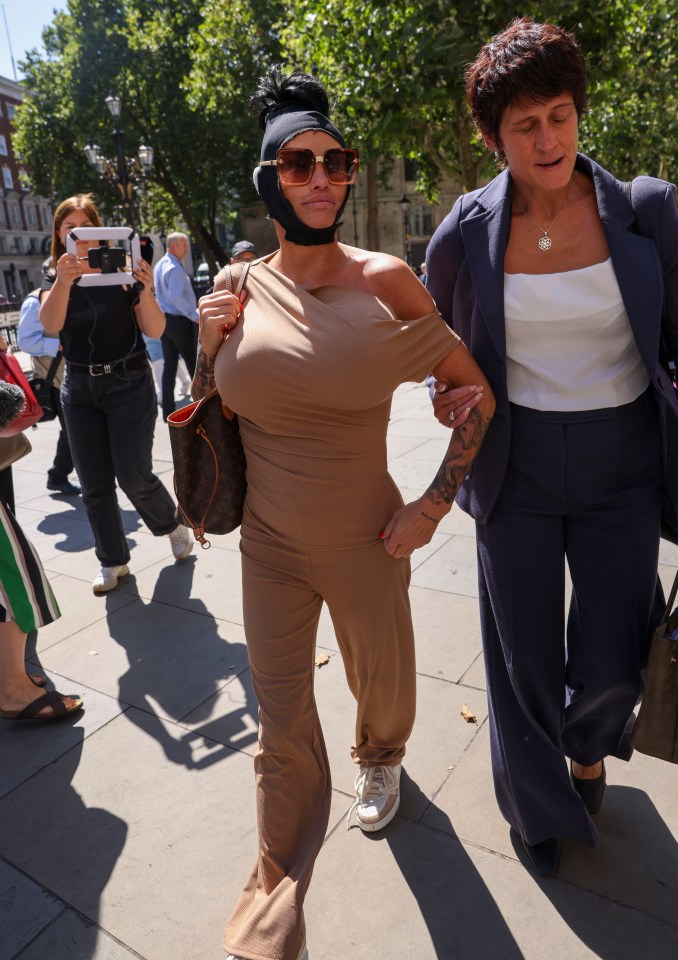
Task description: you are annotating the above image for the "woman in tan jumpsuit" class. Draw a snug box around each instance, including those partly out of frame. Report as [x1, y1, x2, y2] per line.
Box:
[194, 68, 496, 960]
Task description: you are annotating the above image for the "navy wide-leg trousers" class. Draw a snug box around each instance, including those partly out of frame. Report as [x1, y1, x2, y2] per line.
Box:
[476, 390, 664, 847]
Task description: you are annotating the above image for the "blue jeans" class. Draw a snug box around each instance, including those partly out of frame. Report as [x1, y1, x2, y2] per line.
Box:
[61, 363, 177, 566]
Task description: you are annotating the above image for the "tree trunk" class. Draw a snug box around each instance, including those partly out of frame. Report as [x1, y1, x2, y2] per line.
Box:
[366, 160, 380, 251]
[455, 103, 482, 193]
[155, 165, 225, 272]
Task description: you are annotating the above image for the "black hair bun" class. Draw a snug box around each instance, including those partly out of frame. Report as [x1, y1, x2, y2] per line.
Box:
[0, 381, 26, 432]
[251, 65, 332, 128]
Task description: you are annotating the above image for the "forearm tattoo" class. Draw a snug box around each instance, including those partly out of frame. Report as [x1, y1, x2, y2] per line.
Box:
[426, 408, 488, 507]
[191, 347, 216, 400]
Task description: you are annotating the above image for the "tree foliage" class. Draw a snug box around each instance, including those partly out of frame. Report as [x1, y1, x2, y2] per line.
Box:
[580, 0, 678, 180]
[13, 0, 282, 267]
[279, 1, 623, 196]
[12, 0, 677, 265]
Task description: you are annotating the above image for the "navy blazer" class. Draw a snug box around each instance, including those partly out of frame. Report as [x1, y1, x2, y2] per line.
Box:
[427, 153, 678, 526]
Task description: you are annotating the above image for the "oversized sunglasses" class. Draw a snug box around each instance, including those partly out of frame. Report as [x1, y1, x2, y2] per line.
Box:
[258, 147, 360, 186]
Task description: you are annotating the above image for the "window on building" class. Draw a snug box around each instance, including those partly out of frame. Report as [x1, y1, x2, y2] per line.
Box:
[7, 104, 16, 120]
[0, 136, 7, 156]
[0, 203, 4, 224]
[26, 204, 36, 225]
[2, 166, 12, 190]
[412, 205, 433, 237]
[404, 158, 419, 181]
[9, 201, 20, 225]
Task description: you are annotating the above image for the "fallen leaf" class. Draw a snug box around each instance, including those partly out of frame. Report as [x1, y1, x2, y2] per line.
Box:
[460, 703, 477, 724]
[315, 654, 331, 668]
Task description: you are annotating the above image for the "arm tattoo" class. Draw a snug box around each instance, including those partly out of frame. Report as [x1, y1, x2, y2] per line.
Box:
[426, 408, 488, 507]
[191, 347, 216, 400]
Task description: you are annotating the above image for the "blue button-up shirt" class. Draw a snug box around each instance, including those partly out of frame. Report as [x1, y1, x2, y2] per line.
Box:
[17, 291, 60, 357]
[153, 252, 198, 322]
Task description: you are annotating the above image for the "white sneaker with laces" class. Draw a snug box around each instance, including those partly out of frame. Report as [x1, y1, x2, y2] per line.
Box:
[92, 564, 129, 594]
[347, 763, 401, 832]
[168, 524, 193, 559]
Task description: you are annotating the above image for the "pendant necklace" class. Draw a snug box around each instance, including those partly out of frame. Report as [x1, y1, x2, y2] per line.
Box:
[513, 174, 577, 251]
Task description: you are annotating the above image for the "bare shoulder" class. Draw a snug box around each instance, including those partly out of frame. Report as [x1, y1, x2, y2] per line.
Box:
[341, 245, 434, 322]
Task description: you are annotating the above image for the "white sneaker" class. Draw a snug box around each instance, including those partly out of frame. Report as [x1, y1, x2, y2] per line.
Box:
[347, 763, 401, 832]
[168, 524, 193, 559]
[226, 947, 308, 960]
[92, 564, 129, 594]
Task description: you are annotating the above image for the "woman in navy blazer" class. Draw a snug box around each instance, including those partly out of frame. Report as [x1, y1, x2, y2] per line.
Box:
[427, 17, 678, 877]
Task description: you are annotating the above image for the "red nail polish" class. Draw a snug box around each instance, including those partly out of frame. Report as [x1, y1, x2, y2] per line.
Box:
[378, 531, 385, 539]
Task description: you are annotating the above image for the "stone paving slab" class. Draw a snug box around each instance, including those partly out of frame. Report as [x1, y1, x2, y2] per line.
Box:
[0, 710, 351, 960]
[306, 812, 678, 960]
[16, 910, 140, 960]
[0, 680, 124, 799]
[411, 533, 480, 598]
[28, 573, 137, 655]
[0, 860, 63, 960]
[35, 595, 250, 724]
[424, 722, 678, 926]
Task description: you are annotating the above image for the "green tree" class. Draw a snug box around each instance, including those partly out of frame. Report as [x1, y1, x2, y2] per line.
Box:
[279, 1, 619, 247]
[581, 0, 678, 180]
[280, 1, 616, 195]
[13, 0, 281, 269]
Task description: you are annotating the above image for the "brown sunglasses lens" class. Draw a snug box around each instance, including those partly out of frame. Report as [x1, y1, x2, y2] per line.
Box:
[277, 149, 359, 185]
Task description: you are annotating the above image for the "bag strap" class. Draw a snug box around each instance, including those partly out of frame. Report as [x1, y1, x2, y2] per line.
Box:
[223, 261, 251, 299]
[663, 569, 678, 621]
[42, 354, 62, 387]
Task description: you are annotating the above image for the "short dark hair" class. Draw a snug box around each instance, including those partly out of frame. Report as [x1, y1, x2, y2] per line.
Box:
[465, 17, 587, 163]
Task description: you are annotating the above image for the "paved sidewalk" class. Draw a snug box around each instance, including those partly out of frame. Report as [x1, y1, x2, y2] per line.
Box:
[1, 378, 677, 960]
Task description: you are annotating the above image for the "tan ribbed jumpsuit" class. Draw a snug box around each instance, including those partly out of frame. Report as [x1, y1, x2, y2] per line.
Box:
[214, 259, 459, 960]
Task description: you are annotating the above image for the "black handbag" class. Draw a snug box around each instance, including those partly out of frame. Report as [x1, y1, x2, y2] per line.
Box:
[167, 262, 249, 547]
[631, 569, 678, 763]
[25, 355, 61, 423]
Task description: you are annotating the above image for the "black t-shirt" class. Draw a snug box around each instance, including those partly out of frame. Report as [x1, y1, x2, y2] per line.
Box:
[40, 275, 143, 364]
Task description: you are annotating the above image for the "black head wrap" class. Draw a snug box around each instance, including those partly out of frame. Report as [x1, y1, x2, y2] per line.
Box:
[253, 105, 351, 246]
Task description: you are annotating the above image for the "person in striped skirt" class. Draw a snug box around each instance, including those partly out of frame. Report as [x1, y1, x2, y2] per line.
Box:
[0, 375, 83, 721]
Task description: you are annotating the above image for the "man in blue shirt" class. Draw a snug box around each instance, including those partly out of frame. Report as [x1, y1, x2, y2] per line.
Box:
[153, 232, 198, 421]
[17, 278, 80, 496]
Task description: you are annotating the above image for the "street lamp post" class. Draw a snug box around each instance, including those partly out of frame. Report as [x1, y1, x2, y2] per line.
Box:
[83, 92, 154, 228]
[399, 193, 411, 266]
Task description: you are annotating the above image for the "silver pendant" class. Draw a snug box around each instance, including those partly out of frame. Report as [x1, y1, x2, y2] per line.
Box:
[538, 235, 552, 251]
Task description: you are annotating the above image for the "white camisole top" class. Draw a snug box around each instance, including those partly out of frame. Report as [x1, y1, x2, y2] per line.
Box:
[504, 258, 649, 411]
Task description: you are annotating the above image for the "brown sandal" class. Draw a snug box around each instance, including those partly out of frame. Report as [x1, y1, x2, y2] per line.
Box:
[1, 690, 84, 721]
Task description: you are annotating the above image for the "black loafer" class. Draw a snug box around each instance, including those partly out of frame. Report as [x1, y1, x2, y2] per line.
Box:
[47, 480, 81, 495]
[570, 760, 606, 815]
[521, 837, 561, 878]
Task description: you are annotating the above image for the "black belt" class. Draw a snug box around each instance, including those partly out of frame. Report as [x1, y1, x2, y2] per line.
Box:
[66, 350, 148, 377]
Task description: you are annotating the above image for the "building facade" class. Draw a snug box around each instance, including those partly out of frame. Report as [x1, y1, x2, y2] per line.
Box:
[0, 76, 53, 303]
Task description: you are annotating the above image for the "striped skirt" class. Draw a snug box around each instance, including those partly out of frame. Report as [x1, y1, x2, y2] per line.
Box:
[0, 496, 60, 633]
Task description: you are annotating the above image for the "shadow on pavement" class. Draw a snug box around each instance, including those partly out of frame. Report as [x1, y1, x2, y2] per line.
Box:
[512, 784, 678, 957]
[105, 557, 257, 769]
[380, 770, 524, 959]
[0, 733, 127, 959]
